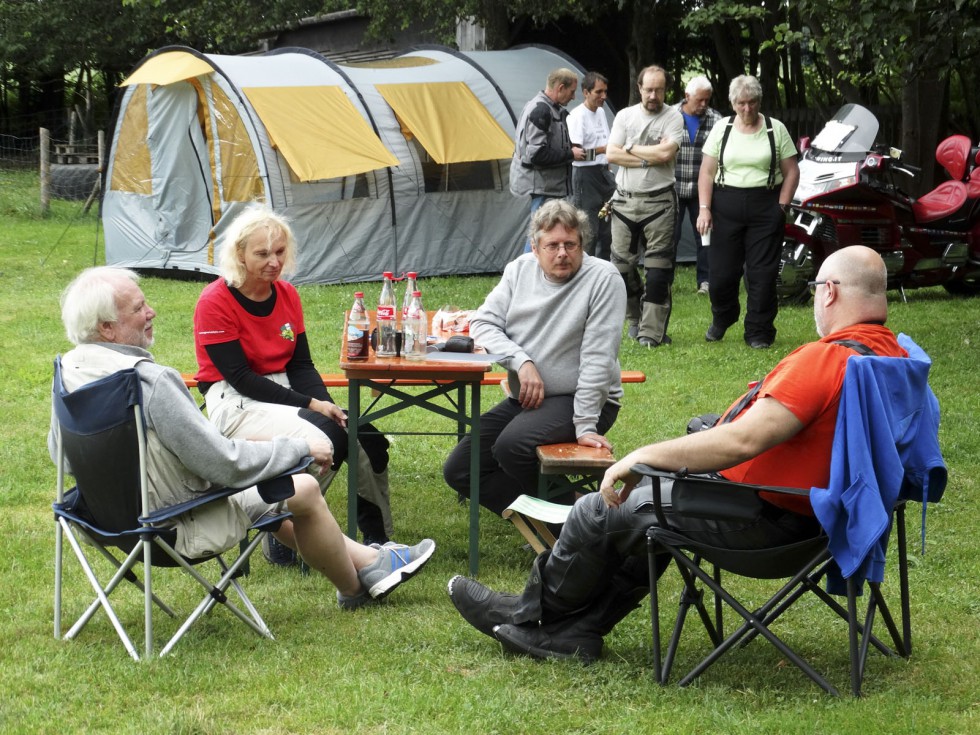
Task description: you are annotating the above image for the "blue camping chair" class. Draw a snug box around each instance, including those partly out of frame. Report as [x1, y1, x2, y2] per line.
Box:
[639, 336, 946, 695]
[52, 358, 308, 660]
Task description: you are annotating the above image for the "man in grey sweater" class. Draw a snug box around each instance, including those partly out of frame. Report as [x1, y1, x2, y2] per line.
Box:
[51, 267, 434, 609]
[443, 199, 627, 514]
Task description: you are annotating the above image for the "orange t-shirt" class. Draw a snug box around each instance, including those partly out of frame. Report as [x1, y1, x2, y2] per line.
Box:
[719, 324, 906, 514]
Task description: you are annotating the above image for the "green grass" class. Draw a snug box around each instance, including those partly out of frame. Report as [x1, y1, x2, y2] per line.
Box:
[1, 168, 978, 733]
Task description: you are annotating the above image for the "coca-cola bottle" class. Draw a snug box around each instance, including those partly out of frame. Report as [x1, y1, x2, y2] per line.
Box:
[376, 271, 398, 357]
[346, 291, 370, 361]
[402, 290, 427, 361]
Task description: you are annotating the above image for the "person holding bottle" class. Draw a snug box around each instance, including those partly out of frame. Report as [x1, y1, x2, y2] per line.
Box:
[193, 206, 395, 557]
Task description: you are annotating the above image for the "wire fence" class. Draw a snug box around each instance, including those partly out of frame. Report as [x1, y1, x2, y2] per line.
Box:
[1, 131, 104, 207]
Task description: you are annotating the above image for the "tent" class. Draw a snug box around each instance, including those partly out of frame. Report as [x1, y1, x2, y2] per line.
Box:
[102, 43, 604, 284]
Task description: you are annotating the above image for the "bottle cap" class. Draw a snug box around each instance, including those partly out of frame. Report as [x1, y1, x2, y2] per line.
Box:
[383, 271, 393, 278]
[407, 271, 418, 278]
[354, 291, 364, 298]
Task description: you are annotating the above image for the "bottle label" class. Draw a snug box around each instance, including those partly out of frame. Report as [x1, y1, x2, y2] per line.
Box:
[346, 325, 369, 360]
[377, 304, 396, 321]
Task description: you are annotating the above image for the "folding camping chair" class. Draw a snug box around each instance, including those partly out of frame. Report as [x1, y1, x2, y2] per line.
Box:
[52, 359, 307, 660]
[639, 342, 946, 696]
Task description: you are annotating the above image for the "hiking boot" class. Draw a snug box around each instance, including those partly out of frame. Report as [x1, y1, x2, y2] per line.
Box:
[493, 622, 603, 664]
[262, 534, 297, 567]
[358, 539, 436, 599]
[638, 335, 672, 348]
[448, 575, 521, 638]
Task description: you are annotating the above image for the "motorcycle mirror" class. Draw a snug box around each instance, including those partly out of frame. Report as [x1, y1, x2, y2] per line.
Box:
[797, 136, 811, 152]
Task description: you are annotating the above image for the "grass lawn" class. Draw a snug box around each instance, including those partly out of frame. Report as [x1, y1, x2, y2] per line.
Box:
[1, 169, 978, 734]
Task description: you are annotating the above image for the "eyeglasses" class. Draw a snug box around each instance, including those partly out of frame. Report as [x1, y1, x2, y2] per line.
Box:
[538, 242, 581, 254]
[807, 279, 841, 295]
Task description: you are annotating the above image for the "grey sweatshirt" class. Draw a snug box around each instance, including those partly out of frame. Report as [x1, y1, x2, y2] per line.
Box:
[471, 253, 626, 437]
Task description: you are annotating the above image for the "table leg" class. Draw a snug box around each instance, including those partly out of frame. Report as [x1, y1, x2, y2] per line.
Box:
[469, 381, 481, 576]
[347, 378, 361, 539]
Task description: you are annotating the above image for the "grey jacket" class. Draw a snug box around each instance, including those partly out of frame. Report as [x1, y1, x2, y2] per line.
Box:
[509, 90, 574, 198]
[50, 343, 312, 557]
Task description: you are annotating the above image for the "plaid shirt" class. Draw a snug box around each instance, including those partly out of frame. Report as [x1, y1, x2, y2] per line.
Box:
[671, 102, 723, 199]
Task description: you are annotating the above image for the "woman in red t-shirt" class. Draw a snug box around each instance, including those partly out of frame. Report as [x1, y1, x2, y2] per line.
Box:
[193, 208, 393, 549]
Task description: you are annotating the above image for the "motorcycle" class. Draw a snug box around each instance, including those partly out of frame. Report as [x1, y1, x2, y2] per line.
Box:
[777, 103, 980, 302]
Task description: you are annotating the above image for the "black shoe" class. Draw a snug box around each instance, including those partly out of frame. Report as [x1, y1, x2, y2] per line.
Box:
[493, 622, 603, 664]
[638, 335, 672, 348]
[448, 575, 521, 638]
[262, 534, 297, 567]
[705, 324, 727, 342]
[748, 340, 772, 349]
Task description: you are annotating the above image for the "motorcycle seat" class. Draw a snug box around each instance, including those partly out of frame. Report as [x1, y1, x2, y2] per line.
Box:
[912, 180, 968, 223]
[936, 135, 972, 181]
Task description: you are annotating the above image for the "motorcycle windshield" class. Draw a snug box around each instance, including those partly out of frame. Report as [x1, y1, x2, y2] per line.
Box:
[809, 104, 879, 155]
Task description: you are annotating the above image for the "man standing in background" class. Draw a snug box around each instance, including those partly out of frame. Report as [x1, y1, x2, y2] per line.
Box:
[510, 68, 586, 253]
[671, 76, 722, 294]
[606, 65, 685, 347]
[568, 71, 616, 260]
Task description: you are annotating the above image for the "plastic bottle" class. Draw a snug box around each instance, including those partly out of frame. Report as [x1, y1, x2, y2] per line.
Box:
[346, 291, 370, 361]
[376, 271, 398, 357]
[401, 271, 418, 319]
[402, 290, 427, 361]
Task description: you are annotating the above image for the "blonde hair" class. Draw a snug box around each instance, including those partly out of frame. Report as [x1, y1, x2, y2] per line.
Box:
[218, 206, 297, 288]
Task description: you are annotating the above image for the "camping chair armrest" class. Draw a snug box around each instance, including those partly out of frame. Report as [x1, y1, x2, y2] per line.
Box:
[630, 464, 809, 525]
[140, 458, 313, 526]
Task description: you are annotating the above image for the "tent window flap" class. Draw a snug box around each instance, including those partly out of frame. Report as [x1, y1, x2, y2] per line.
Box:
[376, 82, 513, 165]
[243, 86, 399, 182]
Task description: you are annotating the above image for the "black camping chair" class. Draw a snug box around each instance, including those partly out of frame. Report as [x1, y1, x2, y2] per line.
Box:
[639, 347, 946, 696]
[52, 358, 309, 660]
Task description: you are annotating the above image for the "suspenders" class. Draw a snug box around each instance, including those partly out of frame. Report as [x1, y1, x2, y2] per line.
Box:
[717, 114, 778, 189]
[719, 340, 877, 425]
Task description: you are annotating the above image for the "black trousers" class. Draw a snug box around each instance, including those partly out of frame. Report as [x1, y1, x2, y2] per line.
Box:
[707, 186, 784, 344]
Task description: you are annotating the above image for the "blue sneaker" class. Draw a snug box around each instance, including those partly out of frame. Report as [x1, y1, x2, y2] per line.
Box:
[358, 539, 436, 599]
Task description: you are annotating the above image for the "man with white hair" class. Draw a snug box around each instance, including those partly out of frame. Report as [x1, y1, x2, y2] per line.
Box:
[51, 267, 435, 610]
[671, 76, 722, 293]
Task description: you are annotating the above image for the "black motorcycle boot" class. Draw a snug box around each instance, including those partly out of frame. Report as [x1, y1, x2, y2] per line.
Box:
[448, 551, 550, 638]
[494, 566, 651, 664]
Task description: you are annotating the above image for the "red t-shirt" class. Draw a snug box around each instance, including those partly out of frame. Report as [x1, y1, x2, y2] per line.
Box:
[194, 279, 306, 383]
[719, 324, 906, 514]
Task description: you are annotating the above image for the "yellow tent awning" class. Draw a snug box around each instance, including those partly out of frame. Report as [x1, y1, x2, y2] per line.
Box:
[120, 51, 216, 87]
[243, 86, 399, 181]
[375, 82, 513, 164]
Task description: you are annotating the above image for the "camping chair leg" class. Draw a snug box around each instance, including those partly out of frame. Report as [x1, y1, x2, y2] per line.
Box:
[59, 518, 141, 660]
[649, 536, 665, 684]
[673, 553, 840, 696]
[54, 521, 63, 640]
[847, 577, 863, 696]
[157, 533, 274, 657]
[896, 505, 912, 653]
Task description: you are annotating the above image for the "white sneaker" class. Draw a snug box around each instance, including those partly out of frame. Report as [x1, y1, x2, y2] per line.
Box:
[697, 282, 709, 294]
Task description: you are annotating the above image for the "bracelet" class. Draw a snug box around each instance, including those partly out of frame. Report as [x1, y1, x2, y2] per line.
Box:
[699, 205, 709, 209]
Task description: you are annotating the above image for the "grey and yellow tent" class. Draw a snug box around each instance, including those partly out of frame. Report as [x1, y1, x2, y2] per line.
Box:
[102, 44, 599, 284]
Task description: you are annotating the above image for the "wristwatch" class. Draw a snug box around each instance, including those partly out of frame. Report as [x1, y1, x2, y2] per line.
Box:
[640, 160, 649, 169]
